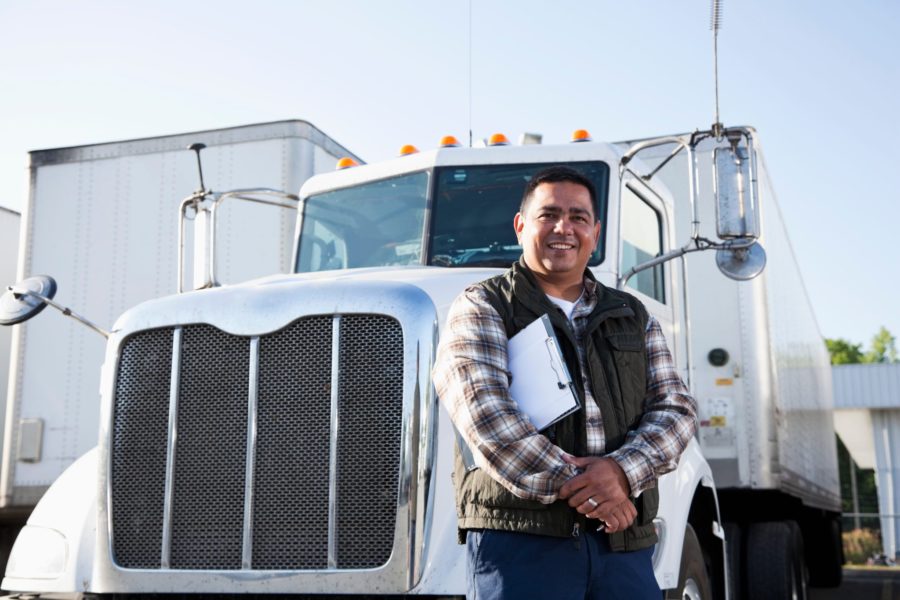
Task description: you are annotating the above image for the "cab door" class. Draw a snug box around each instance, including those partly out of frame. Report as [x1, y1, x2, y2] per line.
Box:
[617, 176, 683, 373]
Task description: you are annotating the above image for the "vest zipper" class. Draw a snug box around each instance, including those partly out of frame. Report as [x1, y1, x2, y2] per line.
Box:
[572, 522, 581, 550]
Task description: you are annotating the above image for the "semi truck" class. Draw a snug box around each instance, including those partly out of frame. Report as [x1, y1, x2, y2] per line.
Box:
[0, 123, 842, 599]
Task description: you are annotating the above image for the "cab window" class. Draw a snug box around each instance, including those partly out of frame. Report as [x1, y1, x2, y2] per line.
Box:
[621, 185, 665, 303]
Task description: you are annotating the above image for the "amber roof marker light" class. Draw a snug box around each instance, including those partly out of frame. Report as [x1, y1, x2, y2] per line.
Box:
[487, 133, 510, 146]
[570, 129, 593, 143]
[335, 157, 359, 169]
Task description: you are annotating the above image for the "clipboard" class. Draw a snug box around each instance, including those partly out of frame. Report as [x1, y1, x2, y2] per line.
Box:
[457, 314, 580, 471]
[507, 314, 580, 430]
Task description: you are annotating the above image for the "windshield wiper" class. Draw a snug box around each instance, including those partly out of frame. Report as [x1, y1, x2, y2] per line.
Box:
[447, 258, 517, 268]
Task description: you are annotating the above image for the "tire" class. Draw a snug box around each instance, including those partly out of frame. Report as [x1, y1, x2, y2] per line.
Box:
[675, 524, 713, 600]
[746, 521, 803, 600]
[786, 521, 809, 600]
[724, 522, 742, 600]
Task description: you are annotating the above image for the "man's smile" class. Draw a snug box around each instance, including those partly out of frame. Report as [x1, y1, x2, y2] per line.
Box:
[548, 242, 576, 250]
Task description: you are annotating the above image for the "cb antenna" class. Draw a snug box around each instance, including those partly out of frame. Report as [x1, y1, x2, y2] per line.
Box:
[467, 0, 473, 147]
[710, 0, 724, 139]
[188, 142, 208, 194]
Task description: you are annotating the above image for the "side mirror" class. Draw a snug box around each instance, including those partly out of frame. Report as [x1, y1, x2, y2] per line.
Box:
[0, 275, 57, 326]
[712, 130, 767, 281]
[713, 142, 759, 240]
[715, 242, 767, 281]
[713, 141, 760, 240]
[0, 275, 109, 337]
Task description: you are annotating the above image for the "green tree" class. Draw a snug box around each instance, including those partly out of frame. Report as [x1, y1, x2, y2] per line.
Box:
[864, 326, 898, 364]
[825, 338, 864, 365]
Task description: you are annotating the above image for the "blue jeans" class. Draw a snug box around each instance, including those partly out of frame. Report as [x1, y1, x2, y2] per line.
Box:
[466, 529, 660, 600]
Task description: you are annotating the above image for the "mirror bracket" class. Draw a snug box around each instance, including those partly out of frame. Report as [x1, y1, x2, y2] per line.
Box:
[0, 276, 110, 338]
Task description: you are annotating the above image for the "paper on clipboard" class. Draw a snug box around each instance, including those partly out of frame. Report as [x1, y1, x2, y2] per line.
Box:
[508, 314, 580, 431]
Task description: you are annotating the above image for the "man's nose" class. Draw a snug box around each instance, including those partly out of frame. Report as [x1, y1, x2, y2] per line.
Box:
[553, 217, 573, 234]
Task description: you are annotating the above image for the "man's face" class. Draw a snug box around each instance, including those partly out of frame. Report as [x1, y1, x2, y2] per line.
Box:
[514, 181, 601, 285]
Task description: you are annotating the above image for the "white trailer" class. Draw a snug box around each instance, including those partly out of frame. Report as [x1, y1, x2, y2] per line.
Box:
[0, 120, 360, 515]
[0, 125, 841, 600]
[0, 207, 20, 474]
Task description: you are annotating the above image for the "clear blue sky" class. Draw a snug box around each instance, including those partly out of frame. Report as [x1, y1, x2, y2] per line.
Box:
[1, 1, 897, 346]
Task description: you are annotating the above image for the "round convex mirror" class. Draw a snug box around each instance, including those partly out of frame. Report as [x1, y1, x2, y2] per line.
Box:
[716, 242, 766, 281]
[0, 275, 58, 326]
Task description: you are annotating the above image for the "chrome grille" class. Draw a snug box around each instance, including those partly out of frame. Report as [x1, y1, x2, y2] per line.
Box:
[110, 315, 404, 571]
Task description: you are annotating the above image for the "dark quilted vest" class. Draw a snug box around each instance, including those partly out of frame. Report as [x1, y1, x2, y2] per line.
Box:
[452, 258, 659, 551]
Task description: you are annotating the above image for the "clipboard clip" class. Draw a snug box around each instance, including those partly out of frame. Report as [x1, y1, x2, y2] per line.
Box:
[545, 338, 570, 390]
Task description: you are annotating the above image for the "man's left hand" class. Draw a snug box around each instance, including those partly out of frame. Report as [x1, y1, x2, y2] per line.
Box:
[559, 456, 636, 533]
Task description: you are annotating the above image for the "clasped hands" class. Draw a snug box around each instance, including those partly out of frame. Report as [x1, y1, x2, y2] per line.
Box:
[558, 455, 637, 533]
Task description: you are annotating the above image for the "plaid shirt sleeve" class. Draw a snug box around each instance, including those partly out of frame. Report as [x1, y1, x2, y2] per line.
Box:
[432, 286, 578, 504]
[607, 315, 698, 495]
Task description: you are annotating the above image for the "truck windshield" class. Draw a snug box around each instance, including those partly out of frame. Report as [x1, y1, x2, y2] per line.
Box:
[295, 161, 608, 272]
[296, 172, 429, 272]
[429, 161, 608, 268]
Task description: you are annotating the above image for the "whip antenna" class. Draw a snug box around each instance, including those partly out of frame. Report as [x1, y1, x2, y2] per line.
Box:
[467, 0, 473, 147]
[710, 0, 724, 138]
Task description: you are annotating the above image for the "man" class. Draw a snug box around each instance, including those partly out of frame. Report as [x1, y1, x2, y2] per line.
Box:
[432, 166, 697, 599]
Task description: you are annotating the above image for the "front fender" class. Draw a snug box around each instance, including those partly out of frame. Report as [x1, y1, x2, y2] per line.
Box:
[653, 437, 718, 591]
[2, 447, 98, 594]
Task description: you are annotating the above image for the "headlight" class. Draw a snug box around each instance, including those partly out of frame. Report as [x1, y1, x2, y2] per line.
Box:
[5, 525, 67, 579]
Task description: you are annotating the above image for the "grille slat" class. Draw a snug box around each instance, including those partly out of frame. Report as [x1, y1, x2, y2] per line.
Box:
[111, 314, 404, 571]
[336, 316, 404, 568]
[170, 326, 249, 570]
[111, 329, 173, 568]
[253, 317, 333, 569]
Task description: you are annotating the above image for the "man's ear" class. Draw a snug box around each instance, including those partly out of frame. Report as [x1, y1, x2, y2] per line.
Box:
[513, 212, 525, 242]
[593, 220, 601, 245]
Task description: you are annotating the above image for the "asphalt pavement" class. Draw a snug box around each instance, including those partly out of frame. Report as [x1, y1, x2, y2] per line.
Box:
[809, 568, 900, 600]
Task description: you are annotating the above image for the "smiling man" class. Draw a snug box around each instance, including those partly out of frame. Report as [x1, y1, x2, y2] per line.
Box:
[433, 166, 697, 600]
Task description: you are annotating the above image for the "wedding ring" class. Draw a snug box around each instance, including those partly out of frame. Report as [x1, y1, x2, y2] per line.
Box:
[587, 497, 599, 508]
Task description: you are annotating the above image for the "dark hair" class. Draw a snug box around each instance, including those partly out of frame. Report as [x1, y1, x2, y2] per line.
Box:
[520, 165, 597, 217]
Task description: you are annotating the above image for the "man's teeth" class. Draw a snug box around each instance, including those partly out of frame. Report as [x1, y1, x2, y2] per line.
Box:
[549, 243, 574, 249]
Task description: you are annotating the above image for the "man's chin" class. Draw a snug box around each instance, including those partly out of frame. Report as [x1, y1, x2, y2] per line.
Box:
[539, 260, 579, 275]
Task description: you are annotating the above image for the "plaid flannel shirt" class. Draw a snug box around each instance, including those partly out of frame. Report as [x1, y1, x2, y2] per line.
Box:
[433, 277, 697, 504]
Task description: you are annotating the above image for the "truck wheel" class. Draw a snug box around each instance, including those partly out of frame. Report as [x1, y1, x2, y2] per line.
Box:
[786, 520, 809, 599]
[724, 522, 742, 600]
[746, 521, 803, 600]
[675, 524, 712, 600]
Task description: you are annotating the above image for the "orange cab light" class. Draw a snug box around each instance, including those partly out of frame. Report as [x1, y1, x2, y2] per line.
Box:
[440, 135, 461, 148]
[336, 157, 359, 169]
[399, 144, 419, 156]
[571, 129, 592, 143]
[488, 132, 510, 146]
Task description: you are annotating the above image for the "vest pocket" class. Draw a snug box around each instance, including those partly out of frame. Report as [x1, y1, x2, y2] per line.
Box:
[605, 333, 647, 426]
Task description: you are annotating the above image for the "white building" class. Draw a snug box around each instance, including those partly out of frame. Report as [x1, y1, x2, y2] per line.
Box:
[833, 363, 900, 558]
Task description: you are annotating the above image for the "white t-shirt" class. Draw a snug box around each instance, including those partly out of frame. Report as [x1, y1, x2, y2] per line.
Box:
[546, 290, 584, 321]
